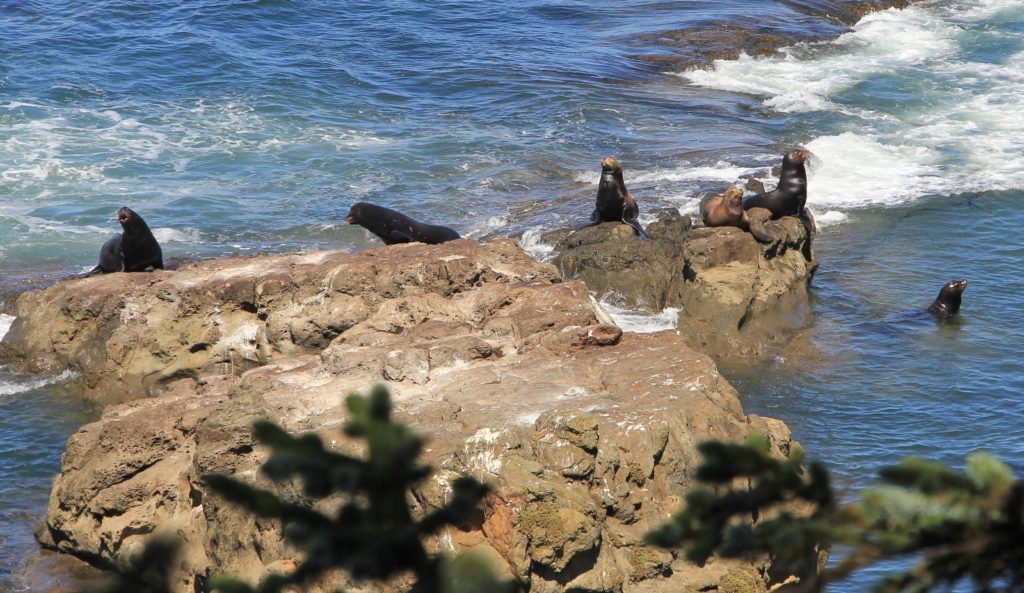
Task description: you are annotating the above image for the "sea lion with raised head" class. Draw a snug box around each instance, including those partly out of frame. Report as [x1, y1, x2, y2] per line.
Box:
[586, 156, 647, 239]
[927, 279, 967, 320]
[744, 149, 812, 230]
[87, 206, 164, 275]
[701, 186, 745, 228]
[702, 186, 774, 242]
[345, 202, 461, 246]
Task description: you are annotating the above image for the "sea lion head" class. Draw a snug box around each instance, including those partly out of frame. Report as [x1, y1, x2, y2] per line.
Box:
[601, 155, 622, 173]
[930, 279, 968, 317]
[117, 206, 150, 232]
[723, 186, 744, 208]
[783, 148, 812, 167]
[940, 278, 968, 300]
[344, 202, 372, 225]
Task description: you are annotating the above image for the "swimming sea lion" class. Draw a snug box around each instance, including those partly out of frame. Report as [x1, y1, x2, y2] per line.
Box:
[344, 202, 461, 245]
[587, 156, 647, 239]
[743, 149, 812, 227]
[87, 206, 164, 275]
[927, 279, 967, 320]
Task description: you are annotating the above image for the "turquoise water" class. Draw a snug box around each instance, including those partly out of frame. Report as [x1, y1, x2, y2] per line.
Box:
[1, 0, 1023, 590]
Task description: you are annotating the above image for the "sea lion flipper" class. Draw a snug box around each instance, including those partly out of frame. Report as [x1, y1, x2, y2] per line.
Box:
[624, 219, 648, 240]
[589, 208, 601, 224]
[389, 230, 415, 243]
[748, 225, 774, 244]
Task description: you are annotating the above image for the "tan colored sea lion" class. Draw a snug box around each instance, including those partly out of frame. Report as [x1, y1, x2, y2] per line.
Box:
[702, 186, 772, 242]
[701, 186, 746, 228]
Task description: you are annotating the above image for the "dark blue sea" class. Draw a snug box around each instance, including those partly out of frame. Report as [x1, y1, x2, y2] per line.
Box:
[2, 0, 1022, 590]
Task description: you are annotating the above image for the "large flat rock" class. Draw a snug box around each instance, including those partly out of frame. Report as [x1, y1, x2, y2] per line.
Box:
[5, 239, 797, 593]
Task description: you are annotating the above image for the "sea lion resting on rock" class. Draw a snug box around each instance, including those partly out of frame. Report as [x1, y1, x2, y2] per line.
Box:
[584, 156, 647, 239]
[927, 279, 967, 320]
[702, 187, 774, 243]
[744, 148, 814, 234]
[87, 206, 164, 275]
[344, 202, 461, 245]
[701, 186, 746, 228]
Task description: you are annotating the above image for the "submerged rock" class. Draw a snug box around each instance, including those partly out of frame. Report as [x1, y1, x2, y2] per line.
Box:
[6, 239, 802, 593]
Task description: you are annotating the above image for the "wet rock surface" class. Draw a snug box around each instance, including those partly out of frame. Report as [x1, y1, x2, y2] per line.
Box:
[628, 0, 921, 72]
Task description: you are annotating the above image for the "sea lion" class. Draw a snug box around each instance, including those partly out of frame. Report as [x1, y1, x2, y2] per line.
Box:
[702, 187, 775, 243]
[743, 148, 812, 226]
[702, 186, 747, 228]
[344, 202, 461, 245]
[586, 156, 647, 239]
[87, 206, 164, 275]
[927, 279, 967, 320]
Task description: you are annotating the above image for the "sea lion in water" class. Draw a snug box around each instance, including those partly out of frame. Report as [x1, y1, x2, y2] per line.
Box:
[344, 202, 461, 245]
[586, 156, 647, 239]
[927, 279, 967, 320]
[87, 206, 164, 275]
[743, 149, 813, 233]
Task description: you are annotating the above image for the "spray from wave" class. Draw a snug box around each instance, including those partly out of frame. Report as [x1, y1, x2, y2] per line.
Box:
[680, 1, 1024, 212]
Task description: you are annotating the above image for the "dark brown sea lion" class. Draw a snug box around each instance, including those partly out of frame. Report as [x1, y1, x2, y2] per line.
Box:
[87, 206, 164, 275]
[586, 155, 647, 239]
[743, 149, 813, 232]
[344, 202, 461, 245]
[927, 279, 967, 320]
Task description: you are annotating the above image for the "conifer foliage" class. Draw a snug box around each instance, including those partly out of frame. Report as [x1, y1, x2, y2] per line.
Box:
[646, 437, 1024, 593]
[204, 384, 505, 593]
[82, 396, 1024, 593]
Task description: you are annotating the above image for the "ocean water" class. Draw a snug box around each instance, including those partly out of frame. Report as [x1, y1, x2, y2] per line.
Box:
[1, 0, 1023, 590]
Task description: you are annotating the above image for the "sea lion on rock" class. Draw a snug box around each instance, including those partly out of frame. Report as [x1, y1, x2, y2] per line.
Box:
[702, 187, 773, 243]
[927, 279, 967, 320]
[743, 149, 813, 233]
[87, 206, 164, 275]
[585, 156, 647, 239]
[344, 202, 461, 246]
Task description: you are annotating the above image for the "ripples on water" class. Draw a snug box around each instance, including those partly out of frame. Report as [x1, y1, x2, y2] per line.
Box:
[0, 374, 97, 586]
[0, 0, 898, 276]
[2, 0, 1024, 591]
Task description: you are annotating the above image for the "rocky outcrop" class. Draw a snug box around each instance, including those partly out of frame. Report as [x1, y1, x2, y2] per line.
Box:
[2, 239, 563, 404]
[552, 212, 817, 365]
[4, 239, 800, 593]
[629, 0, 922, 71]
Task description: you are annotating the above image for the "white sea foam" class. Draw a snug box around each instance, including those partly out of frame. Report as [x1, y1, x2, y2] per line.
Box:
[0, 369, 77, 397]
[0, 314, 14, 341]
[677, 0, 1024, 217]
[803, 133, 945, 208]
[815, 210, 849, 228]
[518, 228, 556, 262]
[466, 213, 512, 239]
[599, 299, 680, 334]
[573, 161, 760, 186]
[684, 8, 957, 114]
[151, 227, 202, 244]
